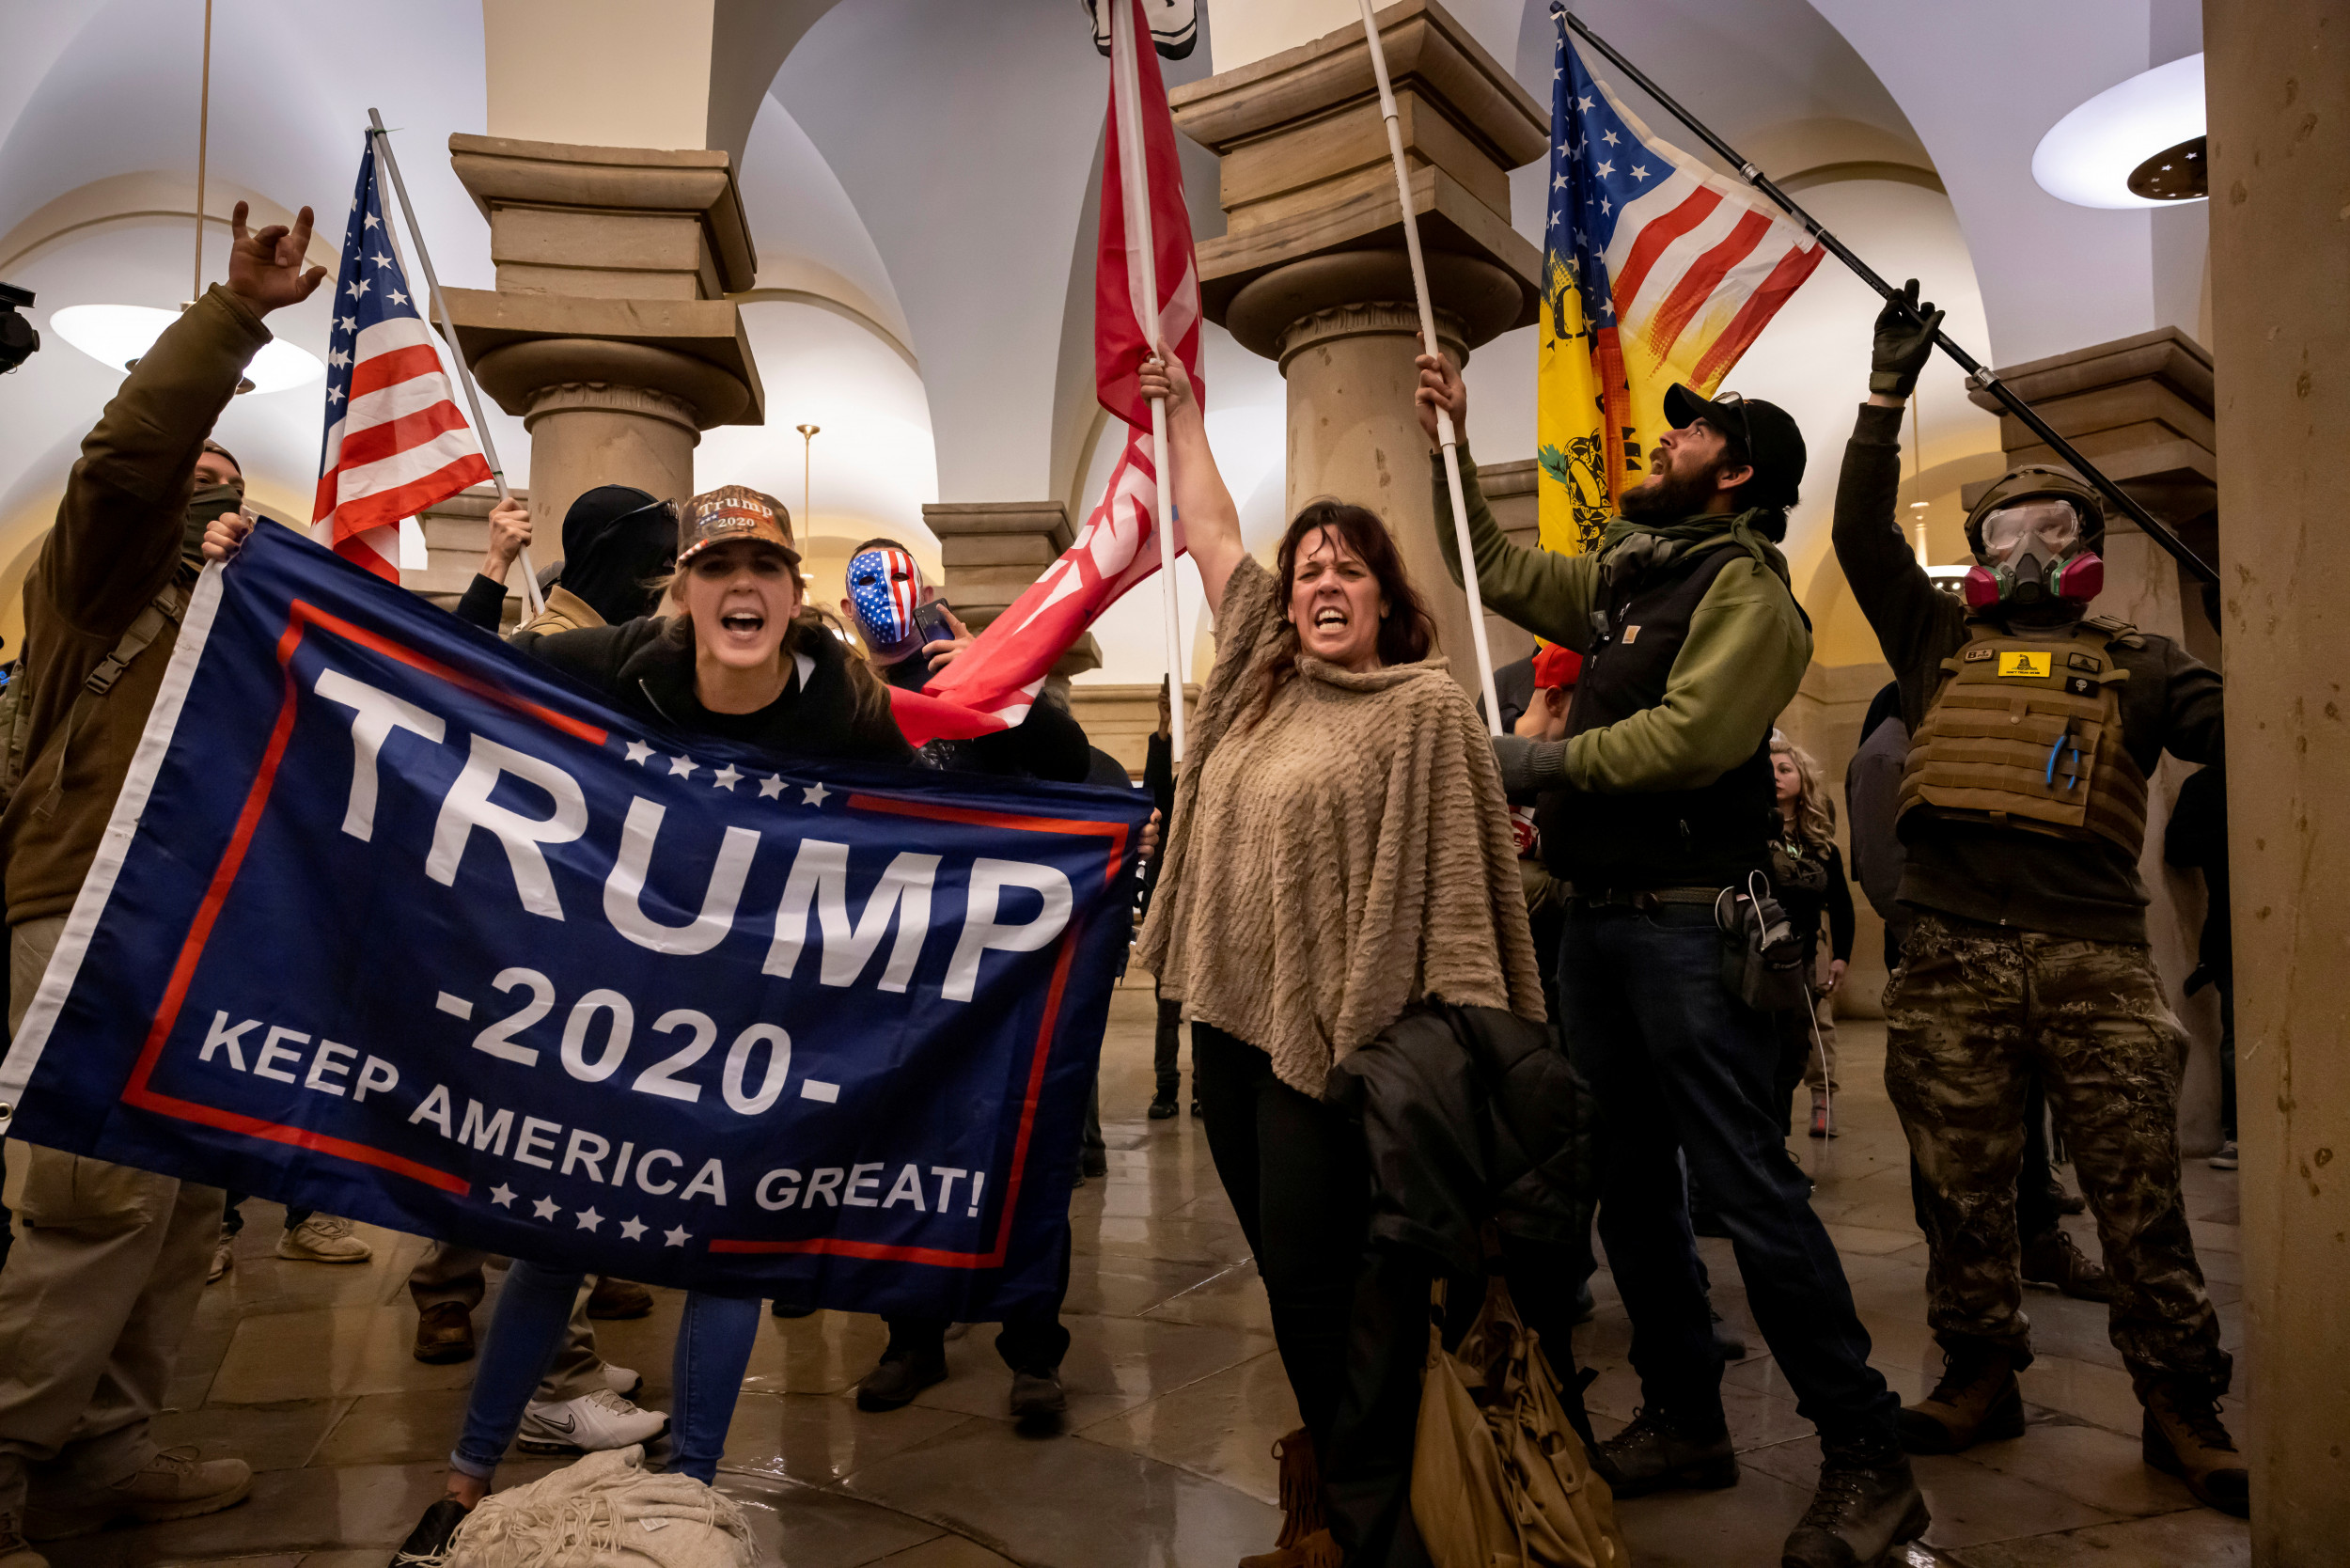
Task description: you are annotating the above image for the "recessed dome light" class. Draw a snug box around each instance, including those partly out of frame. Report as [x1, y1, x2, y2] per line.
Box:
[50, 303, 325, 395]
[2032, 54, 2206, 210]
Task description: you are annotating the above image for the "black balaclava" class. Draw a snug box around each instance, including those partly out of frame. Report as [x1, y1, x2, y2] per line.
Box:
[558, 485, 677, 627]
[183, 439, 245, 561]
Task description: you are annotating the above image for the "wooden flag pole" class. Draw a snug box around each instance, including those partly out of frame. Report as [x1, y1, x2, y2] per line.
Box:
[1109, 0, 1187, 763]
[1357, 0, 1503, 735]
[367, 109, 544, 617]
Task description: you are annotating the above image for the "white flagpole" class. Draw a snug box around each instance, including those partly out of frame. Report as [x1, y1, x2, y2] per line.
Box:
[1356, 1, 1502, 736]
[367, 109, 544, 619]
[1109, 0, 1187, 763]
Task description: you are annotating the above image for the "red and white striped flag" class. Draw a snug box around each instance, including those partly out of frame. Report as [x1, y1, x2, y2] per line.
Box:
[911, 0, 1202, 739]
[311, 138, 492, 581]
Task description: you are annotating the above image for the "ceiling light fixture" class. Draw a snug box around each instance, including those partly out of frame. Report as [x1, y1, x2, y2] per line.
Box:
[2032, 54, 2206, 209]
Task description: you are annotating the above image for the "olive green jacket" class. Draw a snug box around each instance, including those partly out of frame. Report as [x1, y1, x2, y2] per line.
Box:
[1432, 447, 1811, 795]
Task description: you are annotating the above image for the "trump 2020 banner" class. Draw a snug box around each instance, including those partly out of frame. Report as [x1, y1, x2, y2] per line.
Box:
[0, 524, 1147, 1319]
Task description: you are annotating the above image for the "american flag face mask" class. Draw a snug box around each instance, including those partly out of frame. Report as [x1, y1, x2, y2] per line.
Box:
[847, 546, 928, 658]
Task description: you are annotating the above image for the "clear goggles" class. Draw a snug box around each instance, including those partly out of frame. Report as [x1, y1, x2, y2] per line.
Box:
[1979, 498, 2083, 566]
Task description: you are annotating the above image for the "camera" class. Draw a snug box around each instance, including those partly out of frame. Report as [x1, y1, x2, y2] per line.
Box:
[0, 282, 38, 374]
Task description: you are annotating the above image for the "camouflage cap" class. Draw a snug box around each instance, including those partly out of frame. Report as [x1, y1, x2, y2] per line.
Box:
[677, 484, 799, 567]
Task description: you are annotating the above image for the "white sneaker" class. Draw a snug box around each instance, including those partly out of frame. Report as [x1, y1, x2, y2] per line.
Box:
[275, 1214, 374, 1263]
[602, 1361, 643, 1399]
[2207, 1140, 2239, 1170]
[514, 1388, 668, 1454]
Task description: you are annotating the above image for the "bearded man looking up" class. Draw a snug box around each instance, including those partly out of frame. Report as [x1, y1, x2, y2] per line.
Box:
[1419, 353, 1924, 1568]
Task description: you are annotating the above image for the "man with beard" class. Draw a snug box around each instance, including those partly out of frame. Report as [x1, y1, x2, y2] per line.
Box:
[1418, 355, 1922, 1568]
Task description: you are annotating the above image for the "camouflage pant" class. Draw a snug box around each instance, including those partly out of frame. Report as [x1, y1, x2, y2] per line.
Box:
[1885, 912, 2231, 1395]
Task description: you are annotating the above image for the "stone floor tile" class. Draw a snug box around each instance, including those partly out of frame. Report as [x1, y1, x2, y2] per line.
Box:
[149, 1397, 349, 1473]
[1607, 1466, 1817, 1568]
[717, 1391, 972, 1486]
[1941, 1506, 2250, 1567]
[715, 1469, 950, 1568]
[38, 1463, 456, 1563]
[908, 1313, 1276, 1430]
[210, 1307, 478, 1403]
[1078, 1348, 1300, 1504]
[735, 1309, 896, 1399]
[841, 1423, 1282, 1568]
[1959, 1419, 2199, 1517]
[1738, 1437, 2125, 1549]
[1133, 1259, 1275, 1336]
[309, 1388, 478, 1467]
[866, 1534, 1021, 1568]
[1057, 1253, 1230, 1319]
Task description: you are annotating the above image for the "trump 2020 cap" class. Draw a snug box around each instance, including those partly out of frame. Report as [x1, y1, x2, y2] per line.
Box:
[676, 484, 799, 567]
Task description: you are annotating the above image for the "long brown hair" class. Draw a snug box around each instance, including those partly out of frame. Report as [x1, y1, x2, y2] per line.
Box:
[655, 573, 890, 724]
[1771, 736, 1837, 855]
[1249, 500, 1435, 722]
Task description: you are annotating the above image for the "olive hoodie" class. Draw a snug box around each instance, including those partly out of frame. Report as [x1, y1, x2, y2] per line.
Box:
[3, 286, 271, 925]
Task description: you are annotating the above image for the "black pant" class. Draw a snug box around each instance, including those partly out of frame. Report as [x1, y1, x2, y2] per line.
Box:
[1152, 983, 1184, 1097]
[1195, 1024, 1431, 1563]
[223, 1194, 313, 1235]
[885, 1216, 1073, 1375]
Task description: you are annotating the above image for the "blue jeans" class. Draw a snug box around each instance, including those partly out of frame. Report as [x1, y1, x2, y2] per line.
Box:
[450, 1261, 760, 1484]
[1559, 902, 1897, 1446]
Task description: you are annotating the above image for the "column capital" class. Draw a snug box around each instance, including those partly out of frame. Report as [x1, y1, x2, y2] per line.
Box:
[1170, 0, 1545, 353]
[922, 500, 1100, 679]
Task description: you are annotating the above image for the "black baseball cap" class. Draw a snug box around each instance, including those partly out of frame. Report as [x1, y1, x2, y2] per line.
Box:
[1664, 384, 1805, 510]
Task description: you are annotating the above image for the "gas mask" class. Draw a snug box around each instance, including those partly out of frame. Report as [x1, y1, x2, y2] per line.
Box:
[1963, 497, 2102, 613]
[845, 545, 932, 661]
[183, 479, 246, 562]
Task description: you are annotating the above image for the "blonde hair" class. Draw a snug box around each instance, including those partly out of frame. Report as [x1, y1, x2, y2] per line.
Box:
[654, 567, 889, 725]
[1770, 736, 1837, 856]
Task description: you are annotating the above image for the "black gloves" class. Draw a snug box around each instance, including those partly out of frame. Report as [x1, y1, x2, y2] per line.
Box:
[1869, 277, 1944, 399]
[1492, 733, 1570, 803]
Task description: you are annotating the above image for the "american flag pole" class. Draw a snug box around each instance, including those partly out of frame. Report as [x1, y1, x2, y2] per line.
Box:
[1356, 0, 1502, 736]
[1109, 0, 1187, 763]
[366, 109, 544, 617]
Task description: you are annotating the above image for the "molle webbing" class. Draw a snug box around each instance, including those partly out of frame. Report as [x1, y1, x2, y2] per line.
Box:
[1897, 622, 2149, 856]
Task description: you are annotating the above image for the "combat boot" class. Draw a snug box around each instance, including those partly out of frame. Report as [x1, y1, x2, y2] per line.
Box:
[1780, 1435, 1930, 1568]
[2141, 1378, 2249, 1517]
[1591, 1405, 1737, 1497]
[1897, 1343, 2024, 1454]
[2021, 1230, 2113, 1303]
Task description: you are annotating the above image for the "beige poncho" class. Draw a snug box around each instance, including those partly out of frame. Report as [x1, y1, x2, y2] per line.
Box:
[1138, 557, 1544, 1098]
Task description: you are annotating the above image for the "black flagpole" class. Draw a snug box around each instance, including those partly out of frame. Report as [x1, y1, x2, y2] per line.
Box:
[1560, 8, 2217, 586]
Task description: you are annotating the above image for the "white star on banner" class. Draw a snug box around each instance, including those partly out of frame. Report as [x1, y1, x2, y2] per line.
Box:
[575, 1206, 603, 1232]
[801, 782, 830, 808]
[532, 1196, 559, 1220]
[1595, 161, 1614, 179]
[1600, 198, 1613, 215]
[490, 1184, 515, 1207]
[757, 776, 784, 799]
[1557, 141, 1572, 158]
[1603, 130, 1621, 147]
[619, 1216, 648, 1241]
[1631, 165, 1650, 181]
[1577, 95, 1595, 113]
[338, 315, 357, 333]
[664, 1225, 691, 1247]
[363, 212, 380, 228]
[1549, 211, 1563, 227]
[387, 289, 408, 306]
[370, 252, 395, 269]
[711, 764, 742, 791]
[346, 278, 369, 299]
[1554, 173, 1569, 190]
[325, 385, 344, 404]
[624, 740, 653, 765]
[667, 755, 697, 779]
[327, 348, 350, 368]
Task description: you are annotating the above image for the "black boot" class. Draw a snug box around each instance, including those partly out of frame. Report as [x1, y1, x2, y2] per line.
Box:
[1780, 1435, 1930, 1568]
[1147, 1087, 1179, 1120]
[856, 1342, 948, 1411]
[1592, 1406, 1737, 1497]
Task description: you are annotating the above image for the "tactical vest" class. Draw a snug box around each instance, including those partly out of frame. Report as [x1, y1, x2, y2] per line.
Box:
[1538, 539, 1778, 888]
[1897, 615, 2149, 857]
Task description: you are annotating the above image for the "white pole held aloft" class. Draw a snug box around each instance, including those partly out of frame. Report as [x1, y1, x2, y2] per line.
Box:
[367, 109, 543, 619]
[1109, 0, 1188, 763]
[1356, 0, 1503, 737]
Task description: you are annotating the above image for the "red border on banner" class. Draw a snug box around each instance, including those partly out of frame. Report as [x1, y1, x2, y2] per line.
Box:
[120, 599, 1123, 1266]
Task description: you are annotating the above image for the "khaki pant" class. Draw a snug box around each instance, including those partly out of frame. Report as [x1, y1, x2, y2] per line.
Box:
[408, 1242, 608, 1403]
[0, 917, 221, 1514]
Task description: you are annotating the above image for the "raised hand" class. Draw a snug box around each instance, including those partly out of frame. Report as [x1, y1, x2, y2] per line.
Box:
[225, 200, 328, 318]
[1415, 344, 1466, 449]
[1136, 350, 1198, 422]
[919, 605, 976, 670]
[1869, 277, 1942, 402]
[484, 497, 533, 577]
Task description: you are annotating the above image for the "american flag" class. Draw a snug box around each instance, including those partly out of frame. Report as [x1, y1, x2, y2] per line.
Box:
[311, 139, 492, 582]
[1535, 26, 1825, 551]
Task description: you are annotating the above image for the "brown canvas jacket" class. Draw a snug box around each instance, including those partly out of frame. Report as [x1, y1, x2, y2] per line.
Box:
[1, 286, 271, 925]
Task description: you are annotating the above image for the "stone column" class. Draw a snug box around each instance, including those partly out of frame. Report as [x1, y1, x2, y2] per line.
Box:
[1171, 0, 1545, 693]
[2203, 0, 2350, 1554]
[440, 136, 764, 553]
[1960, 328, 2225, 1152]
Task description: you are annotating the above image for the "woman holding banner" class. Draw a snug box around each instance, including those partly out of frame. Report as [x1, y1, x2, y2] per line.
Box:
[1133, 351, 1544, 1566]
[207, 483, 910, 1560]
